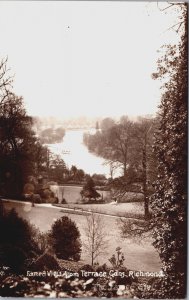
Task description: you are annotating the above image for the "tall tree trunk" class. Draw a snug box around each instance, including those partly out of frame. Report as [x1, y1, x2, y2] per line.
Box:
[142, 134, 149, 219]
[91, 252, 94, 266]
[123, 163, 127, 177]
[91, 221, 95, 266]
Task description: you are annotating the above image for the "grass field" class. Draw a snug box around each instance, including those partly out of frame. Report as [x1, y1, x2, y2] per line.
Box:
[3, 200, 161, 273]
[50, 185, 110, 203]
[54, 202, 145, 218]
[50, 185, 143, 204]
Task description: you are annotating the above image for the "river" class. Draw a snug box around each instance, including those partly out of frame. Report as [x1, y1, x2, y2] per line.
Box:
[47, 129, 110, 177]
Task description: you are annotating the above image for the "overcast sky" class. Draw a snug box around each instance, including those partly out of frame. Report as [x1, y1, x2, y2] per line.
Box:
[0, 1, 180, 119]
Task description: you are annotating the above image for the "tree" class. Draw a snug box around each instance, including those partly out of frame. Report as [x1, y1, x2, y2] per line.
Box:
[84, 117, 134, 177]
[75, 169, 85, 182]
[0, 93, 38, 197]
[117, 7, 187, 297]
[0, 57, 50, 198]
[70, 165, 78, 179]
[92, 173, 106, 186]
[95, 121, 99, 131]
[102, 117, 134, 177]
[100, 117, 115, 131]
[50, 216, 81, 261]
[150, 3, 187, 298]
[80, 176, 101, 201]
[133, 117, 157, 218]
[102, 117, 157, 218]
[84, 116, 156, 217]
[32, 140, 49, 175]
[0, 209, 39, 273]
[39, 127, 65, 144]
[48, 154, 67, 183]
[109, 247, 125, 268]
[83, 213, 108, 266]
[0, 57, 13, 105]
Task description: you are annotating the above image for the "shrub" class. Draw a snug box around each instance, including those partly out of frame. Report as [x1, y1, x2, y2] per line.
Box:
[30, 253, 60, 271]
[50, 216, 81, 260]
[79, 264, 95, 273]
[0, 209, 39, 273]
[61, 198, 67, 204]
[95, 263, 109, 273]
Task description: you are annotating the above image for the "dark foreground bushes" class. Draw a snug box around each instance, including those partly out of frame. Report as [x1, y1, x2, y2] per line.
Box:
[0, 209, 40, 273]
[0, 268, 168, 298]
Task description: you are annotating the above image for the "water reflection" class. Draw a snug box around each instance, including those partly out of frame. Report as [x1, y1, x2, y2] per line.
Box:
[47, 129, 110, 177]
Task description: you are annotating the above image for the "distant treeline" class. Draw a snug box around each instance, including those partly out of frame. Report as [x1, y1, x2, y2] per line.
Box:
[38, 127, 65, 144]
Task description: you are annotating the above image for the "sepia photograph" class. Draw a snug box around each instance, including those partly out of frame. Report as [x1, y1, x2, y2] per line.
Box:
[0, 1, 187, 298]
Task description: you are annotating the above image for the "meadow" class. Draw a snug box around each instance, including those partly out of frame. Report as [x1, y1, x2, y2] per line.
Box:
[50, 185, 110, 203]
[54, 202, 145, 218]
[3, 200, 161, 273]
[50, 185, 143, 204]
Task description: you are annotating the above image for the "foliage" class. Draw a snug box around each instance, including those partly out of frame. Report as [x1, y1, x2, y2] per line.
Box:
[0, 57, 13, 105]
[0, 274, 130, 298]
[83, 213, 108, 266]
[0, 58, 51, 198]
[0, 261, 141, 298]
[50, 216, 81, 261]
[48, 153, 67, 183]
[84, 116, 134, 177]
[109, 247, 125, 268]
[79, 264, 95, 275]
[31, 228, 53, 254]
[151, 3, 187, 298]
[70, 165, 85, 182]
[0, 89, 49, 197]
[100, 117, 115, 131]
[92, 173, 107, 186]
[30, 253, 60, 271]
[83, 116, 157, 217]
[80, 176, 101, 201]
[32, 141, 49, 175]
[118, 217, 151, 243]
[0, 209, 40, 273]
[0, 93, 34, 196]
[39, 127, 65, 144]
